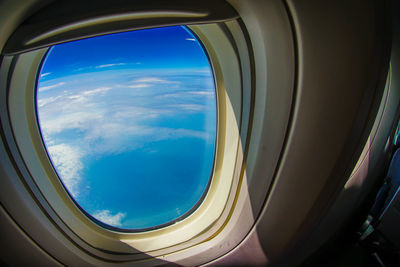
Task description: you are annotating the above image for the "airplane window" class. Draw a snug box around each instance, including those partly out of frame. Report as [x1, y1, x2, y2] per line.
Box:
[36, 26, 217, 230]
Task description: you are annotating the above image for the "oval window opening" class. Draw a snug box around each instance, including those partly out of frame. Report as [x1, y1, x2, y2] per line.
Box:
[36, 26, 217, 231]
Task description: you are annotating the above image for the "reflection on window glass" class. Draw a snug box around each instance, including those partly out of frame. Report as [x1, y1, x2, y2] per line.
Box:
[37, 26, 216, 230]
[394, 120, 400, 146]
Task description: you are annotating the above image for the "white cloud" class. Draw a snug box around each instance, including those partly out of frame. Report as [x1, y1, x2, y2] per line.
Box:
[113, 106, 169, 120]
[92, 210, 126, 227]
[59, 87, 111, 104]
[82, 87, 112, 96]
[47, 143, 83, 197]
[168, 104, 205, 112]
[187, 91, 215, 96]
[155, 93, 185, 99]
[126, 77, 181, 91]
[155, 127, 210, 140]
[157, 90, 215, 99]
[41, 112, 103, 135]
[194, 69, 212, 74]
[133, 77, 164, 83]
[40, 72, 51, 77]
[39, 86, 112, 115]
[185, 38, 196, 41]
[131, 77, 180, 84]
[95, 63, 125, 68]
[39, 82, 66, 92]
[67, 94, 85, 100]
[37, 95, 64, 107]
[126, 77, 180, 91]
[85, 122, 152, 139]
[128, 83, 151, 89]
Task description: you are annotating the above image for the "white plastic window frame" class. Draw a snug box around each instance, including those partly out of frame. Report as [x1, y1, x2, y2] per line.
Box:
[1, 1, 296, 264]
[6, 23, 245, 257]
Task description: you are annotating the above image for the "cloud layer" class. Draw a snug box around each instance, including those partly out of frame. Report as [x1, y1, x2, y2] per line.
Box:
[47, 143, 83, 197]
[37, 71, 216, 227]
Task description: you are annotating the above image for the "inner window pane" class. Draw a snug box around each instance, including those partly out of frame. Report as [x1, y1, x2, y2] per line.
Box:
[36, 26, 217, 230]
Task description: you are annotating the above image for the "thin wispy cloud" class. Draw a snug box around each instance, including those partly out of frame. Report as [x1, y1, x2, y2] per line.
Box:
[95, 63, 126, 68]
[157, 90, 214, 99]
[39, 86, 112, 109]
[114, 106, 170, 120]
[185, 38, 196, 41]
[40, 72, 51, 77]
[39, 82, 66, 92]
[188, 91, 214, 96]
[37, 95, 64, 107]
[128, 83, 151, 89]
[154, 127, 211, 141]
[92, 210, 126, 227]
[126, 77, 181, 91]
[168, 103, 206, 112]
[82, 87, 112, 96]
[194, 69, 212, 74]
[132, 77, 180, 84]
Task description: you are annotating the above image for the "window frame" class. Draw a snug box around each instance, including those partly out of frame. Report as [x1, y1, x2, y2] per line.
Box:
[5, 23, 245, 256]
[0, 1, 297, 265]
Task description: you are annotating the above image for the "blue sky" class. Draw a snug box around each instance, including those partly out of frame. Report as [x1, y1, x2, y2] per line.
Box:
[37, 26, 216, 229]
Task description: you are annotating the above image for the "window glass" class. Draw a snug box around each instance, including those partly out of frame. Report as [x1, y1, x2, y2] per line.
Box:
[36, 26, 216, 230]
[394, 120, 400, 146]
